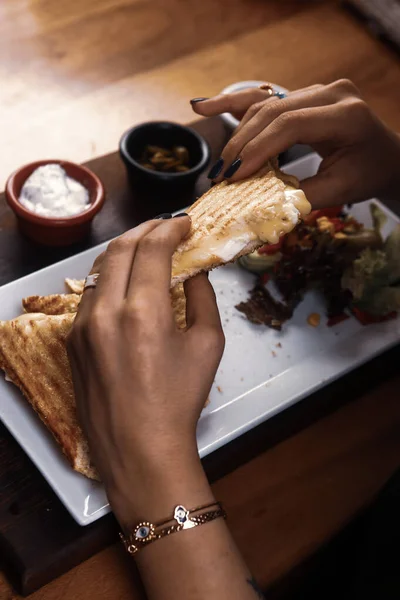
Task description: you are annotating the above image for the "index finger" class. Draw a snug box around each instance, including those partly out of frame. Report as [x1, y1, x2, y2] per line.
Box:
[223, 104, 348, 183]
[76, 220, 165, 321]
[127, 215, 191, 308]
[191, 85, 323, 121]
[191, 88, 273, 119]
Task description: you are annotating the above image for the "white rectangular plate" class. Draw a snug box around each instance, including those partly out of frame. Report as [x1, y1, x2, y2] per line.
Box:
[1, 153, 399, 525]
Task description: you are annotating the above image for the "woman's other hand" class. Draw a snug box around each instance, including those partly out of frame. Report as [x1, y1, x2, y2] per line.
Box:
[67, 216, 224, 527]
[192, 80, 400, 208]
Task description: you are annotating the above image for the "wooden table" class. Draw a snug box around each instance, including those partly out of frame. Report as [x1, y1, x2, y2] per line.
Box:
[1, 0, 400, 598]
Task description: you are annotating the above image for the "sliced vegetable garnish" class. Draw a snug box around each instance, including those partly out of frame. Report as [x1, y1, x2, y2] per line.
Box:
[351, 306, 397, 326]
[238, 206, 399, 330]
[258, 238, 284, 255]
[304, 205, 344, 226]
[327, 313, 350, 327]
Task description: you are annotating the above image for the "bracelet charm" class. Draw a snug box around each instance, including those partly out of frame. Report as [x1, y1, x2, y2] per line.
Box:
[120, 501, 226, 555]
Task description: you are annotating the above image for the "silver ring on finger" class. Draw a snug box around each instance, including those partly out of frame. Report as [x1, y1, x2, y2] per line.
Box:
[259, 83, 275, 97]
[259, 83, 287, 99]
[84, 273, 99, 291]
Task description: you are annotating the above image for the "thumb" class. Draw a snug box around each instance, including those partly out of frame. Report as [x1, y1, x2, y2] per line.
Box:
[300, 168, 349, 210]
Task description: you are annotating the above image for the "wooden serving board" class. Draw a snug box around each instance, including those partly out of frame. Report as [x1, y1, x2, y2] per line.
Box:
[0, 116, 397, 596]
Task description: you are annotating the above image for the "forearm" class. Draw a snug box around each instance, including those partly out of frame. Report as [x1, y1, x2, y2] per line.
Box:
[108, 449, 262, 600]
[138, 514, 256, 600]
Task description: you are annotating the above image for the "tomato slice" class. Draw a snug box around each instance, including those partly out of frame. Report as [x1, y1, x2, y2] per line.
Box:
[304, 205, 344, 226]
[328, 218, 347, 233]
[351, 306, 397, 325]
[327, 313, 350, 327]
[258, 237, 284, 255]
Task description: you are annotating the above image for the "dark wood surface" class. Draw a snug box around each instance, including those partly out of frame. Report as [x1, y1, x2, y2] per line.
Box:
[0, 116, 400, 598]
[0, 0, 326, 187]
[3, 0, 400, 190]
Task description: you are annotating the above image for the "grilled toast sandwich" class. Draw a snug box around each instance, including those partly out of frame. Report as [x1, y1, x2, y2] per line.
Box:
[23, 293, 81, 315]
[0, 312, 98, 479]
[171, 160, 310, 285]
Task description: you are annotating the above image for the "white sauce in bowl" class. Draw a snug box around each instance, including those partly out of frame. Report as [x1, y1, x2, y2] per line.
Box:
[19, 164, 90, 218]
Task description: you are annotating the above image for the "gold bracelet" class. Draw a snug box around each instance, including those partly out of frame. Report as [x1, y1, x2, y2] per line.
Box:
[120, 501, 226, 555]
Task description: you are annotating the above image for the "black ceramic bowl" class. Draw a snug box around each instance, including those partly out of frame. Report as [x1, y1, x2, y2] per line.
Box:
[119, 121, 211, 191]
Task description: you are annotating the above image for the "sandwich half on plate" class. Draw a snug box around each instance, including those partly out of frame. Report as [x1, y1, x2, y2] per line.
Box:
[0, 312, 98, 479]
[171, 159, 310, 285]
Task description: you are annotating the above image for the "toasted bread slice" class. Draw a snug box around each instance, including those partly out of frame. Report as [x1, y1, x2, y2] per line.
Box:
[0, 313, 98, 480]
[170, 283, 187, 330]
[2, 285, 188, 480]
[23, 294, 81, 315]
[25, 288, 187, 331]
[66, 274, 188, 329]
[65, 278, 85, 294]
[171, 161, 311, 285]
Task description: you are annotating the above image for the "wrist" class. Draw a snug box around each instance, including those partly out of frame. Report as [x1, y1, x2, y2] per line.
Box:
[107, 443, 214, 530]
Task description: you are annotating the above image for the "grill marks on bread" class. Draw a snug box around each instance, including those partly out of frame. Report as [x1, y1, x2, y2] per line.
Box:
[23, 294, 81, 315]
[0, 313, 98, 479]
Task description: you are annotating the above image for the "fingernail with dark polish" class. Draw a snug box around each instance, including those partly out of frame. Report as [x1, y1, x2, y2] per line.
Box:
[190, 97, 208, 104]
[224, 158, 242, 178]
[173, 212, 189, 218]
[154, 213, 172, 220]
[207, 157, 224, 179]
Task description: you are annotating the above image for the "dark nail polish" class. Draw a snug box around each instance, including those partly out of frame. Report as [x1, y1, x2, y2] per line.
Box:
[154, 213, 172, 220]
[223, 158, 242, 178]
[207, 158, 224, 180]
[173, 212, 189, 218]
[190, 97, 208, 104]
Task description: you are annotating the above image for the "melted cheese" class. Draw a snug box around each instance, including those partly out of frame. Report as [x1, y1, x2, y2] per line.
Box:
[284, 188, 310, 213]
[172, 187, 311, 277]
[172, 232, 253, 276]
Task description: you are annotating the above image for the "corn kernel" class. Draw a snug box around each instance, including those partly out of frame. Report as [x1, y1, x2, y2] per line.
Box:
[307, 313, 321, 327]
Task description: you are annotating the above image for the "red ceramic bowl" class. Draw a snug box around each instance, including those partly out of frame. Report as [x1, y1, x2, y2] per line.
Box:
[5, 159, 105, 246]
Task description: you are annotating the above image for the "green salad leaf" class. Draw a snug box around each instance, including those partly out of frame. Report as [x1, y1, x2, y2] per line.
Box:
[342, 224, 400, 315]
[341, 247, 389, 300]
[357, 285, 400, 316]
[384, 224, 400, 284]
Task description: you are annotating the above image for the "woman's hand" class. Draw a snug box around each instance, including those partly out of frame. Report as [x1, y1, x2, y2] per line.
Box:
[68, 218, 263, 600]
[67, 216, 225, 527]
[192, 80, 400, 208]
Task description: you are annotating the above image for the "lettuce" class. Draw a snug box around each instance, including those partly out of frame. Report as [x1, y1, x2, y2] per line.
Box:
[384, 224, 400, 284]
[341, 247, 388, 300]
[342, 224, 400, 315]
[357, 285, 400, 316]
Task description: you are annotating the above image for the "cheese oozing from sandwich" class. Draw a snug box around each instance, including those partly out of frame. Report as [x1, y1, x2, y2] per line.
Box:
[171, 167, 310, 285]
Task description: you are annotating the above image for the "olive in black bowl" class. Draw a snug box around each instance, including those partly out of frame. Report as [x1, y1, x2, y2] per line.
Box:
[119, 121, 211, 193]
